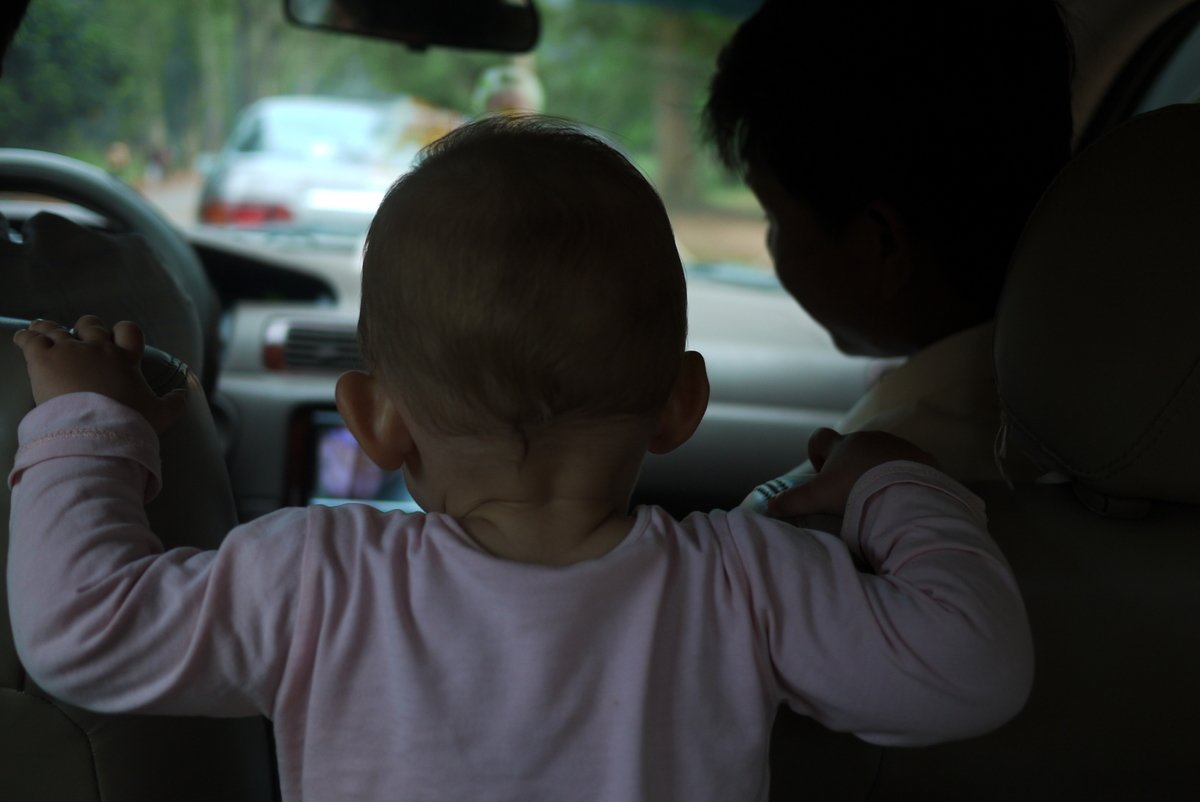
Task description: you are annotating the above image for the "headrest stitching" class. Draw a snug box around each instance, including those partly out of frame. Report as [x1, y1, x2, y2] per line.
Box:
[995, 400, 1067, 477]
[1084, 352, 1200, 478]
[992, 413, 1014, 490]
[1000, 352, 1200, 486]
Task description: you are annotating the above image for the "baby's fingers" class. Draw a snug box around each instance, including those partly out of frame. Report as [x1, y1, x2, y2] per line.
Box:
[23, 319, 74, 345]
[27, 318, 67, 333]
[12, 327, 54, 353]
[72, 315, 113, 344]
[112, 320, 145, 360]
[13, 318, 75, 355]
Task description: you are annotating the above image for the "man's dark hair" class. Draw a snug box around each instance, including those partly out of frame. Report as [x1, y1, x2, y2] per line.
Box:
[704, 0, 1075, 322]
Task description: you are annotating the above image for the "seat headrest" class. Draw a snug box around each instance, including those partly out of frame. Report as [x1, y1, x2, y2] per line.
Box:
[995, 103, 1200, 506]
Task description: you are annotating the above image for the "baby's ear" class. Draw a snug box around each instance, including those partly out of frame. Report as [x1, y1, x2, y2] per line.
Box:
[335, 371, 413, 471]
[649, 351, 709, 455]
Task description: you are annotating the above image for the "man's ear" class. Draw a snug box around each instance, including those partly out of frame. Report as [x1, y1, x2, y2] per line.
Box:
[649, 351, 710, 455]
[860, 200, 915, 300]
[335, 370, 413, 471]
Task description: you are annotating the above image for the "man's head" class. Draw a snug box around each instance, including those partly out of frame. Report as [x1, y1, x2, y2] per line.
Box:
[356, 114, 689, 440]
[704, 0, 1074, 356]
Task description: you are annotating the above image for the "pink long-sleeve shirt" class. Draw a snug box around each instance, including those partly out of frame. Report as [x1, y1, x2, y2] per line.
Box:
[8, 393, 1033, 801]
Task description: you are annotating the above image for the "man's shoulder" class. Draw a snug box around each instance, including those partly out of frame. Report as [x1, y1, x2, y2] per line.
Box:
[837, 322, 1002, 482]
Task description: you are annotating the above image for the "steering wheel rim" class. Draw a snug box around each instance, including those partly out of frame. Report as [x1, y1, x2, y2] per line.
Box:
[0, 147, 220, 392]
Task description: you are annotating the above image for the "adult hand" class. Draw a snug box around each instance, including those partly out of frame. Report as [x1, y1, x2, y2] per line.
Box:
[768, 427, 937, 518]
[13, 314, 188, 433]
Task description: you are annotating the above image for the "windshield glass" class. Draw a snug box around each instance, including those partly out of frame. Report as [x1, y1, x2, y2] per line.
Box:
[241, 102, 385, 159]
[1, 0, 770, 274]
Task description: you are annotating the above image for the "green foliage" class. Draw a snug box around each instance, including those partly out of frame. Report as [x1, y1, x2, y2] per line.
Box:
[0, 0, 127, 153]
[0, 0, 740, 206]
[540, 2, 734, 150]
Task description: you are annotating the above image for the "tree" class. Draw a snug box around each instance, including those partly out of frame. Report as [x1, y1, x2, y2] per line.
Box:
[537, 1, 736, 206]
[0, 0, 741, 209]
[0, 0, 127, 154]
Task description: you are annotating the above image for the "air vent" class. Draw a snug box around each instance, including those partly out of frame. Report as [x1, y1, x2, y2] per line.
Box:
[263, 320, 364, 372]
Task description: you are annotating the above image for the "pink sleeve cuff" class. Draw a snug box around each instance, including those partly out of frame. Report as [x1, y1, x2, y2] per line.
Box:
[9, 392, 162, 501]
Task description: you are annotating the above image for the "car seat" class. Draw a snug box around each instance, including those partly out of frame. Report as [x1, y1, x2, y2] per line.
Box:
[769, 103, 1200, 801]
[0, 223, 277, 798]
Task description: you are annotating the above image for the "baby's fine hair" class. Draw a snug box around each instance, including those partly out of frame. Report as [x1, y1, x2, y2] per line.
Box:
[359, 114, 687, 437]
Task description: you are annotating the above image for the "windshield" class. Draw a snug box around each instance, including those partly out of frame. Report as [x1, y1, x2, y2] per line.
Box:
[236, 101, 386, 160]
[1, 0, 770, 275]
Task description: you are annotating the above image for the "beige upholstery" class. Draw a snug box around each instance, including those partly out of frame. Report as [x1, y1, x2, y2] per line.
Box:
[769, 104, 1200, 800]
[994, 103, 1200, 507]
[1, 228, 277, 796]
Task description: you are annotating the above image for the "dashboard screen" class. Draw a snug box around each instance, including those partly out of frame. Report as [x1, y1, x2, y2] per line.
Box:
[306, 409, 422, 512]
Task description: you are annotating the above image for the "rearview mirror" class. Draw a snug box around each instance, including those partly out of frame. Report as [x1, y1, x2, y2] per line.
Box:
[284, 0, 540, 54]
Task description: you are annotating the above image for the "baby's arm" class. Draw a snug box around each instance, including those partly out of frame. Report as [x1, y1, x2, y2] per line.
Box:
[8, 317, 302, 716]
[732, 460, 1032, 746]
[13, 315, 188, 433]
[8, 391, 309, 715]
[765, 426, 938, 517]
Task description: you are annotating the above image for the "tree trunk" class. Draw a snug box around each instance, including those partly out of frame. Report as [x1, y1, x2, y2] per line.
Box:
[653, 11, 698, 208]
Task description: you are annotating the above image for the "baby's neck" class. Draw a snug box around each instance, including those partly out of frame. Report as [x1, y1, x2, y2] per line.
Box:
[459, 500, 637, 566]
[416, 417, 653, 566]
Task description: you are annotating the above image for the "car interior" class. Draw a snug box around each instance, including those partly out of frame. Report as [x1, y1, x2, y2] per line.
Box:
[1, 0, 1199, 800]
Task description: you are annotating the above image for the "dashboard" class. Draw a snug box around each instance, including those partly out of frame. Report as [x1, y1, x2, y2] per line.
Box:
[0, 202, 873, 521]
[197, 228, 874, 521]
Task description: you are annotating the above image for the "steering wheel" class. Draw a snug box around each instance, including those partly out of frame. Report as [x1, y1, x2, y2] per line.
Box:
[0, 147, 221, 393]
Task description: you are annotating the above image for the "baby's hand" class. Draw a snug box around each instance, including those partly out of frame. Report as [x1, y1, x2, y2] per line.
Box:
[13, 315, 187, 433]
[767, 427, 937, 518]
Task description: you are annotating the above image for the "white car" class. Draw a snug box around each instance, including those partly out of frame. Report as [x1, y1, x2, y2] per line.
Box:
[197, 94, 465, 238]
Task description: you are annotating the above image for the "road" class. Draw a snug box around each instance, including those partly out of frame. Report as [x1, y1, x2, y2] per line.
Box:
[141, 171, 202, 230]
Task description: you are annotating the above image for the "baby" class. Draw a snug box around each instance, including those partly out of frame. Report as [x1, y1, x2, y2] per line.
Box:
[8, 114, 1032, 801]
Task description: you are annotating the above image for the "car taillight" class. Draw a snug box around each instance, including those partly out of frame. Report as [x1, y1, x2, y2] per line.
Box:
[201, 200, 293, 225]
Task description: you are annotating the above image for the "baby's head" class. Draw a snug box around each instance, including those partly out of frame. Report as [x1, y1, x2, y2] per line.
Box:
[357, 114, 690, 443]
